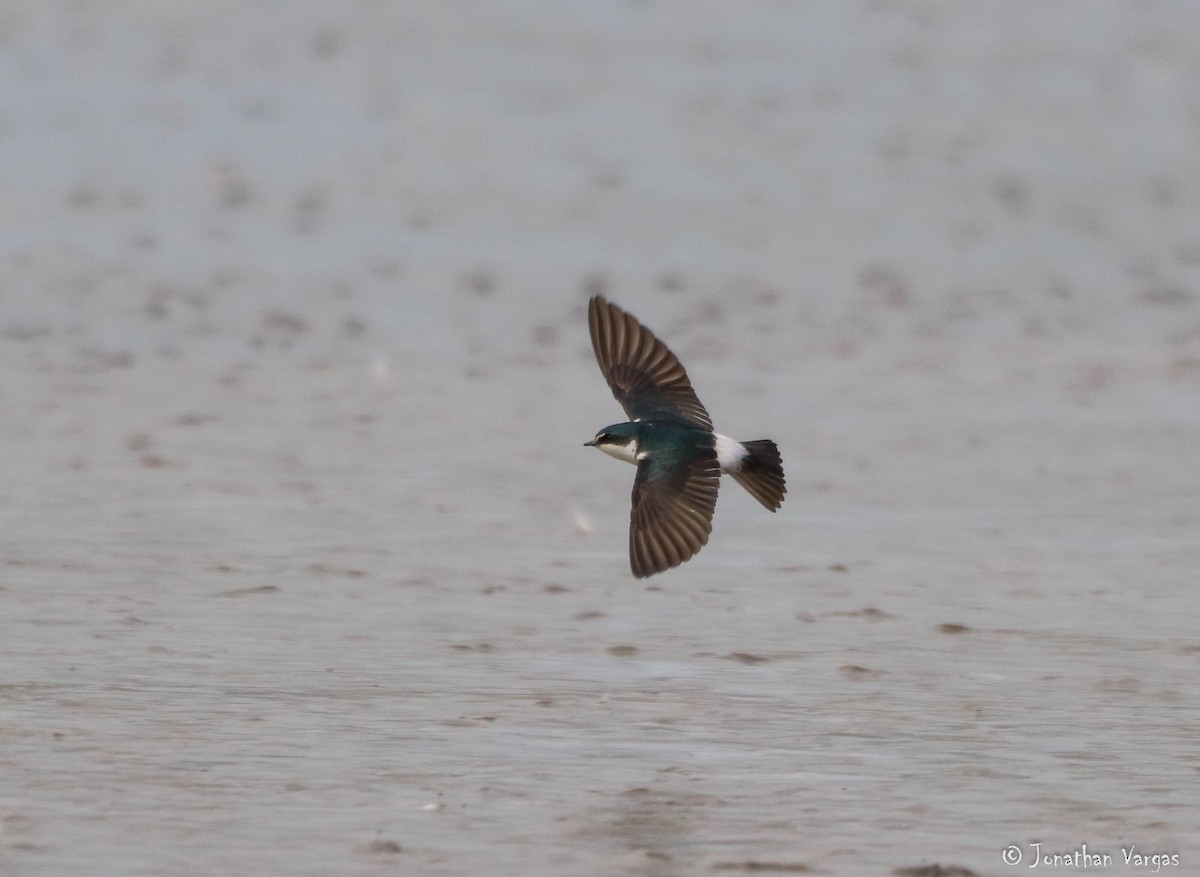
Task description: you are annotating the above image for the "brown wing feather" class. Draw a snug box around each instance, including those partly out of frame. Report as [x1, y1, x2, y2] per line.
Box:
[629, 449, 720, 578]
[588, 296, 712, 430]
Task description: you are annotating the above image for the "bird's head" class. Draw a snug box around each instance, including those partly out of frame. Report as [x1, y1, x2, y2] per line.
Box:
[584, 422, 641, 463]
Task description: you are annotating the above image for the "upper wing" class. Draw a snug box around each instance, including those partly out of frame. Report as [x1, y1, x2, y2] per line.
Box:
[629, 447, 720, 578]
[588, 295, 712, 430]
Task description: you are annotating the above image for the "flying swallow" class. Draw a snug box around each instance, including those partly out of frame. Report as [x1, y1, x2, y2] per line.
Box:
[585, 295, 785, 577]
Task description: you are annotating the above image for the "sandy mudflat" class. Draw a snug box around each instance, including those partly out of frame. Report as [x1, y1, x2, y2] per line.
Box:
[2, 3, 1200, 876]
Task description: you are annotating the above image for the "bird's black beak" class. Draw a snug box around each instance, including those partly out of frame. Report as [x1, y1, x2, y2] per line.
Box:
[583, 439, 596, 447]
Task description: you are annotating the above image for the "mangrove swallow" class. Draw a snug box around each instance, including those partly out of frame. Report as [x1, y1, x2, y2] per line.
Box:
[585, 295, 786, 578]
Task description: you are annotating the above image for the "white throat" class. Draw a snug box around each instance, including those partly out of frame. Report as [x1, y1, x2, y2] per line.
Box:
[598, 439, 640, 465]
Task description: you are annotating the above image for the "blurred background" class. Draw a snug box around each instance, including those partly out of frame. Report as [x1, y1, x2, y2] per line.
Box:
[2, 2, 1198, 875]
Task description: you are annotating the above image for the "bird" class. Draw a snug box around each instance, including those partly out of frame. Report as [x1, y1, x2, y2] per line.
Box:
[584, 295, 785, 578]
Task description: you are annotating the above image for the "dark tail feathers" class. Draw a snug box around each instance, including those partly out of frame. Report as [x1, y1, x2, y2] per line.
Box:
[731, 439, 786, 512]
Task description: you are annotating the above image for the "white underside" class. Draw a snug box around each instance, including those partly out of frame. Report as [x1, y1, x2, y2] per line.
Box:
[597, 432, 748, 471]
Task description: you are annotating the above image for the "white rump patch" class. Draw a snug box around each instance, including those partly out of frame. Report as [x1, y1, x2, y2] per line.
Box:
[713, 433, 748, 473]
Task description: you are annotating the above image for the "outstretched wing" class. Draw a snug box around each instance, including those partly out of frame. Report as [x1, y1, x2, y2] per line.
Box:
[629, 448, 720, 578]
[588, 295, 712, 430]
